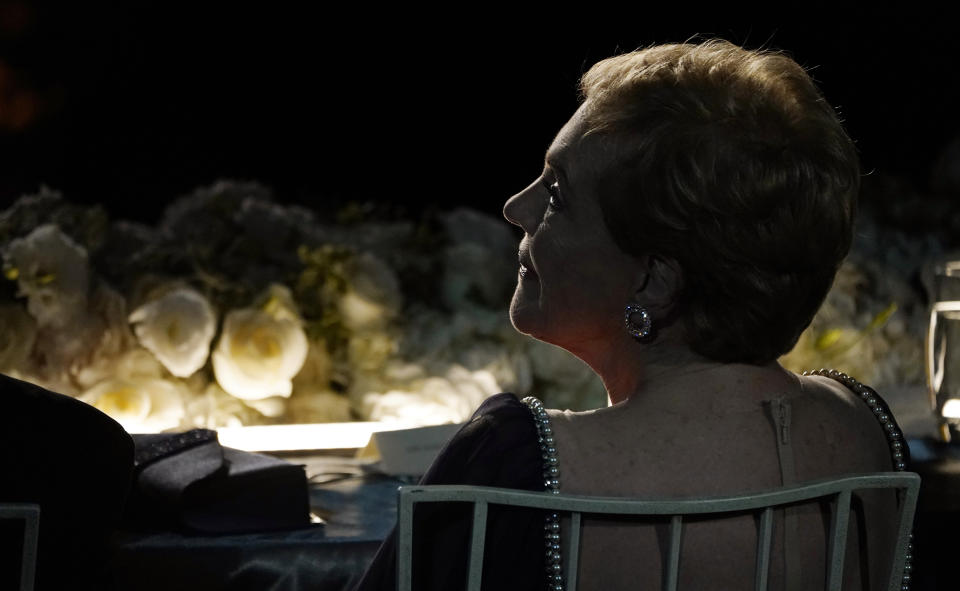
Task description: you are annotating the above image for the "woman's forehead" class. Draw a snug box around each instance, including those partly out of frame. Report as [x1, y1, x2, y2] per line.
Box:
[546, 107, 589, 164]
[545, 111, 613, 188]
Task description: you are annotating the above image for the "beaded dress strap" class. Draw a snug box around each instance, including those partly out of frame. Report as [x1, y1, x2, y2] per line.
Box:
[803, 369, 915, 591]
[522, 396, 565, 591]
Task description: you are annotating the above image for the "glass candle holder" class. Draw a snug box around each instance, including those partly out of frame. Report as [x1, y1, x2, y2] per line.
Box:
[927, 261, 960, 441]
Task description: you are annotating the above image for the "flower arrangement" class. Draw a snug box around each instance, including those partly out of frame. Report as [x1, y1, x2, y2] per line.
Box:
[779, 214, 933, 390]
[0, 183, 932, 434]
[0, 182, 608, 433]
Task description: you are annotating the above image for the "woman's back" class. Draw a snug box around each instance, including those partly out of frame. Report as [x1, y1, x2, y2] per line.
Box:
[546, 369, 899, 591]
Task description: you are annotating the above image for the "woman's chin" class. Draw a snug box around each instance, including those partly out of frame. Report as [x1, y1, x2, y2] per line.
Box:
[510, 309, 561, 351]
[508, 292, 542, 338]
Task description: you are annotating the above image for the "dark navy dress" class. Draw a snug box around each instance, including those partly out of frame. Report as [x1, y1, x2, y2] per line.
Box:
[354, 393, 548, 591]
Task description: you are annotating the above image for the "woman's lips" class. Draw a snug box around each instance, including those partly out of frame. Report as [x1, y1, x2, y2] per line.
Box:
[518, 243, 536, 280]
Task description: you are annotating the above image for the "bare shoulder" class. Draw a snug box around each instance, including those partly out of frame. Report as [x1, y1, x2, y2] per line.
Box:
[545, 397, 784, 496]
[795, 373, 887, 434]
[539, 370, 896, 498]
[792, 373, 896, 477]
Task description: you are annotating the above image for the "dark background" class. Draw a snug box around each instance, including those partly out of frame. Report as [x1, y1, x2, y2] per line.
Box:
[2, 4, 958, 223]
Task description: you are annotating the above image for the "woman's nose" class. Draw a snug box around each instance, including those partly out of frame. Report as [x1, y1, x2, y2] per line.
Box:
[503, 178, 542, 235]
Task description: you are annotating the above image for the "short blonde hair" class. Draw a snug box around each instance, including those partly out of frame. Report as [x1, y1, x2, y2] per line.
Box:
[579, 40, 859, 363]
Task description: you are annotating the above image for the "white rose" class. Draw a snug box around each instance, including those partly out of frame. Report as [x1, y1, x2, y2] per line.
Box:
[441, 208, 516, 309]
[363, 383, 467, 425]
[339, 253, 402, 331]
[112, 347, 166, 379]
[347, 330, 397, 372]
[292, 338, 333, 392]
[445, 364, 500, 401]
[31, 283, 135, 395]
[257, 284, 302, 323]
[398, 308, 460, 359]
[455, 343, 532, 395]
[0, 304, 37, 374]
[287, 389, 352, 423]
[360, 364, 495, 425]
[347, 359, 422, 407]
[4, 224, 90, 328]
[183, 382, 259, 429]
[129, 286, 216, 377]
[80, 376, 186, 433]
[382, 359, 427, 383]
[242, 396, 288, 418]
[442, 242, 516, 311]
[442, 208, 516, 254]
[212, 307, 308, 400]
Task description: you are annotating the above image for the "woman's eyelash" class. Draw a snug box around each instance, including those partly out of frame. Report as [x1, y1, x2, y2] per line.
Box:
[542, 179, 562, 210]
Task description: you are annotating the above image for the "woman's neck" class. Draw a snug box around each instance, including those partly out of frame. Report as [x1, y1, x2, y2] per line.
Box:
[566, 325, 789, 408]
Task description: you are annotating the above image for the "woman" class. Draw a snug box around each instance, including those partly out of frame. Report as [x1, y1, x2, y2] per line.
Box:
[356, 40, 906, 591]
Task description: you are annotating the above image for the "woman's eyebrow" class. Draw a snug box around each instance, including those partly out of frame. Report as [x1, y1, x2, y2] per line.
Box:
[544, 155, 570, 186]
[544, 146, 564, 170]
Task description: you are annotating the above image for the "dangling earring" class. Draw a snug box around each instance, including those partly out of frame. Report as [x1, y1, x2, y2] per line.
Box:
[624, 303, 654, 342]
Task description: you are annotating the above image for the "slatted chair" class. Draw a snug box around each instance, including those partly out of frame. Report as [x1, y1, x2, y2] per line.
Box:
[397, 472, 919, 591]
[0, 503, 40, 591]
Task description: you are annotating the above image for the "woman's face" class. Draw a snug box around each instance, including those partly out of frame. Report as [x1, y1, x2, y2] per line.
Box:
[503, 107, 646, 355]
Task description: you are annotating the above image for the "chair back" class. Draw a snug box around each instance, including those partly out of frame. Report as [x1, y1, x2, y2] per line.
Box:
[0, 503, 40, 591]
[397, 472, 919, 591]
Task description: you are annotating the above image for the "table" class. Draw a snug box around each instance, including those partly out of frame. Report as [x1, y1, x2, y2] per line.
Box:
[111, 457, 402, 591]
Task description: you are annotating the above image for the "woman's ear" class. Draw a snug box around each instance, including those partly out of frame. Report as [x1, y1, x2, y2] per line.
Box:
[634, 255, 683, 310]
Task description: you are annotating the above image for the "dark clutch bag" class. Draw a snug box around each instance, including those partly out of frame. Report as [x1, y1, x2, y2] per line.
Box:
[123, 429, 310, 534]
